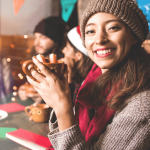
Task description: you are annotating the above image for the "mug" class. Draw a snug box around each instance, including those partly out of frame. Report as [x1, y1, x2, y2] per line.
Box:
[22, 59, 65, 82]
[24, 103, 51, 123]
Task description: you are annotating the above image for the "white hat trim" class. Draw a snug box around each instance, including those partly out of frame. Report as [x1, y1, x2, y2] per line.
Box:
[67, 27, 88, 56]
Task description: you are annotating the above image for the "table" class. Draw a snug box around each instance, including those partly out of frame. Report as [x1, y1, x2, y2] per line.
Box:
[0, 99, 50, 150]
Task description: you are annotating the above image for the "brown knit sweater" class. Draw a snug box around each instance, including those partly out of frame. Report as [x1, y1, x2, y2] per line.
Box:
[48, 90, 150, 150]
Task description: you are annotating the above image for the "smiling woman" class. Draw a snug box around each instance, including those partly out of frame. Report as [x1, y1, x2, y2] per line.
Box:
[27, 0, 150, 149]
[84, 13, 138, 73]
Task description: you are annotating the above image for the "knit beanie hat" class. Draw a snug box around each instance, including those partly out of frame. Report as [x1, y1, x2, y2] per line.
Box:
[67, 26, 88, 56]
[80, 0, 149, 47]
[34, 16, 66, 46]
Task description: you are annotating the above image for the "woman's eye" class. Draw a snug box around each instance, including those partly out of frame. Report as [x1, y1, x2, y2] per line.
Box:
[85, 30, 94, 34]
[109, 26, 119, 30]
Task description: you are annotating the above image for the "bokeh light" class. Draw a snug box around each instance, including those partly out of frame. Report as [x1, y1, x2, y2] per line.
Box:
[18, 73, 22, 77]
[7, 58, 11, 62]
[13, 86, 17, 90]
[13, 92, 17, 96]
[10, 44, 15, 48]
[20, 76, 24, 80]
[24, 35, 28, 39]
[26, 48, 30, 53]
[11, 97, 16, 101]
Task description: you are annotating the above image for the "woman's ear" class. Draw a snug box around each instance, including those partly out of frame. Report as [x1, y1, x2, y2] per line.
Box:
[75, 51, 83, 61]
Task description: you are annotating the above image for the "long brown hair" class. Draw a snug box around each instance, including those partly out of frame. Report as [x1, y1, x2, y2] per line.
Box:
[91, 45, 150, 110]
[73, 54, 94, 83]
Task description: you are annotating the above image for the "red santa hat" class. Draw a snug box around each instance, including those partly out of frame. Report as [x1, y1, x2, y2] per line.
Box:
[67, 26, 88, 56]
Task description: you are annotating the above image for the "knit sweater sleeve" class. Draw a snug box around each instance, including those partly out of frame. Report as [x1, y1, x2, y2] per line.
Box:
[48, 90, 150, 150]
[49, 109, 59, 133]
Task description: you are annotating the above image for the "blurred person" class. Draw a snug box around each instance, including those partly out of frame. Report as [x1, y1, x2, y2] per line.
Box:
[32, 16, 66, 59]
[61, 26, 93, 105]
[0, 57, 13, 104]
[18, 16, 66, 103]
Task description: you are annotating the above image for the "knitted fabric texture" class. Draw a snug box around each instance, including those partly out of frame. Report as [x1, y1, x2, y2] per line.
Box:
[80, 0, 149, 47]
[48, 90, 150, 150]
[34, 16, 66, 46]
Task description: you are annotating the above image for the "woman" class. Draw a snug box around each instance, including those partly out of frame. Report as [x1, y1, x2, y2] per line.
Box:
[27, 0, 150, 149]
[61, 26, 93, 104]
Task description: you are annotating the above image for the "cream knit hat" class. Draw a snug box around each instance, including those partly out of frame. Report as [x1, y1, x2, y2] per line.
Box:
[80, 0, 149, 47]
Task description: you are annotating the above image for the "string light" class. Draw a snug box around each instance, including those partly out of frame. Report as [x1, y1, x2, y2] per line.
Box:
[18, 73, 24, 79]
[20, 76, 24, 80]
[7, 58, 11, 62]
[13, 86, 17, 90]
[18, 73, 22, 77]
[11, 97, 16, 102]
[10, 44, 15, 48]
[24, 35, 28, 39]
[26, 48, 30, 53]
[13, 92, 17, 96]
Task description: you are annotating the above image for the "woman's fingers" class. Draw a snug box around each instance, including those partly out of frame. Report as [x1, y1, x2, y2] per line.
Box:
[26, 75, 41, 89]
[30, 66, 48, 84]
[32, 56, 57, 80]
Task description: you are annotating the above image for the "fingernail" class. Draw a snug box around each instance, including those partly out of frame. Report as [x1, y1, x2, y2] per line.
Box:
[32, 56, 36, 60]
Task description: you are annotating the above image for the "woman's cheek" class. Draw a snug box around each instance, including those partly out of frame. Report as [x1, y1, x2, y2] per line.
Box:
[86, 35, 95, 45]
[85, 43, 93, 55]
[85, 37, 91, 49]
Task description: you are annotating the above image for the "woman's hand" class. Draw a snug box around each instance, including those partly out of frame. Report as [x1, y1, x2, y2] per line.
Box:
[27, 56, 72, 110]
[27, 56, 76, 131]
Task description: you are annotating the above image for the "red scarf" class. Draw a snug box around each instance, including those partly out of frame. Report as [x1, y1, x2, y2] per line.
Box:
[75, 64, 115, 142]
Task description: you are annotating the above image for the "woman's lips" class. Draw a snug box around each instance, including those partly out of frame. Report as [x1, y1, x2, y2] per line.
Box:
[94, 48, 116, 58]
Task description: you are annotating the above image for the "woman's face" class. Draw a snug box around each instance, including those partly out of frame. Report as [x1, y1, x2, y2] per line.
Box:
[62, 41, 76, 59]
[85, 12, 137, 73]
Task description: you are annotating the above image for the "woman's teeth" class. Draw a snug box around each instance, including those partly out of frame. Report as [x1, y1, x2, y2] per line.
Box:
[96, 49, 114, 55]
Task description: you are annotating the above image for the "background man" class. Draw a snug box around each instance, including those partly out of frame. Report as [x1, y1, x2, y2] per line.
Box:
[31, 16, 66, 59]
[18, 16, 66, 104]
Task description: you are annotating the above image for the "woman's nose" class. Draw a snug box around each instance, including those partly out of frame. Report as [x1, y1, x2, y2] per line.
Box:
[95, 30, 109, 45]
[62, 47, 66, 54]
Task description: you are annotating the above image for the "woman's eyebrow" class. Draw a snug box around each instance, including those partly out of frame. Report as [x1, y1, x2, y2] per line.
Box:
[85, 19, 123, 28]
[85, 23, 95, 28]
[105, 19, 123, 24]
